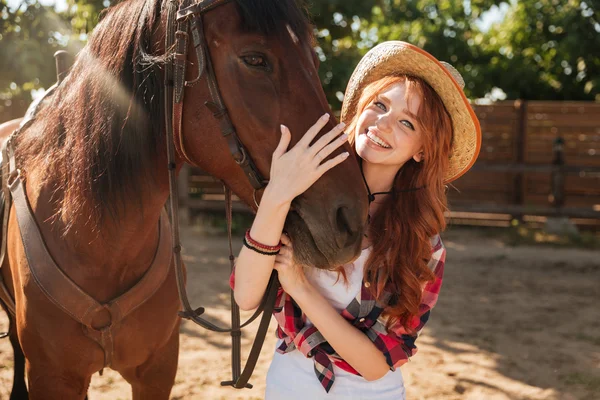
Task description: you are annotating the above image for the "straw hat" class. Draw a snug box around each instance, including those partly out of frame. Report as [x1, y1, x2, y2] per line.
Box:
[340, 41, 481, 183]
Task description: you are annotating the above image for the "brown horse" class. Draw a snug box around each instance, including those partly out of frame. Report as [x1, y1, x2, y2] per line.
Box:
[0, 0, 368, 398]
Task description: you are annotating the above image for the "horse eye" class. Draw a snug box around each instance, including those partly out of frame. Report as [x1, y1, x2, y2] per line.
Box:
[242, 55, 269, 69]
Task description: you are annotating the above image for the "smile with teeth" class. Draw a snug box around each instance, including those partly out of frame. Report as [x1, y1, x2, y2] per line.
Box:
[366, 130, 391, 149]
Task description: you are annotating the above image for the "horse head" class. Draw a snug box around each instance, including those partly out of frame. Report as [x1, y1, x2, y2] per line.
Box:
[170, 0, 369, 269]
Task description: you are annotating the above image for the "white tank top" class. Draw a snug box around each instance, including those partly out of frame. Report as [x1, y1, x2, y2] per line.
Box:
[265, 248, 406, 399]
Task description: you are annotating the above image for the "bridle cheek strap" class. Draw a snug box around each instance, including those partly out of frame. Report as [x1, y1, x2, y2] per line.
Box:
[172, 2, 266, 189]
[171, 11, 196, 165]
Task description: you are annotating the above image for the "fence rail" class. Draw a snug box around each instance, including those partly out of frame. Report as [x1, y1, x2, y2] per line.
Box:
[2, 100, 599, 226]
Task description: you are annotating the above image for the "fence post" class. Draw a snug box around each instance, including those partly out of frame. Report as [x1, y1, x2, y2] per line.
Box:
[545, 135, 578, 235]
[54, 50, 70, 83]
[513, 99, 527, 221]
[550, 136, 565, 209]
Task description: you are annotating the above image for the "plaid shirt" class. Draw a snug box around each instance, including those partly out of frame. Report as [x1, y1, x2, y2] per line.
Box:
[230, 235, 446, 393]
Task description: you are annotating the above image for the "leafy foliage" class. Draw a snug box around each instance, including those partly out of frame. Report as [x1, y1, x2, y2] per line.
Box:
[0, 0, 104, 118]
[307, 0, 506, 108]
[483, 0, 600, 101]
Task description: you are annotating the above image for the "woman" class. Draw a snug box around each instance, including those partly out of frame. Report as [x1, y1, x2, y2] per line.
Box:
[232, 41, 481, 399]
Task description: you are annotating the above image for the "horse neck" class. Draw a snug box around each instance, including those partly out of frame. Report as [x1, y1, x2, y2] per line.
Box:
[23, 146, 175, 298]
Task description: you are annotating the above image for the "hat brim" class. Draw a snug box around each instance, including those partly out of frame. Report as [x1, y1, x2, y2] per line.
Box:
[340, 41, 482, 183]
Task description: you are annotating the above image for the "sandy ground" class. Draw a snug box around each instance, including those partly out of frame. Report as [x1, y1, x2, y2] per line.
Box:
[0, 225, 598, 400]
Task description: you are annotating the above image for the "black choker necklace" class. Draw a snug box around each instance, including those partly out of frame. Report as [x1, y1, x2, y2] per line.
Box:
[360, 163, 426, 206]
[360, 162, 426, 237]
[367, 186, 426, 203]
[367, 191, 391, 203]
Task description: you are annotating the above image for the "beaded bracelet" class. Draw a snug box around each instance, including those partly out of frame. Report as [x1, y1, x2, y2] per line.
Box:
[244, 229, 282, 251]
[243, 237, 280, 256]
[243, 229, 282, 256]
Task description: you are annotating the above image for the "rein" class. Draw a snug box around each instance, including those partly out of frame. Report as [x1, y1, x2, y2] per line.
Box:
[163, 0, 278, 389]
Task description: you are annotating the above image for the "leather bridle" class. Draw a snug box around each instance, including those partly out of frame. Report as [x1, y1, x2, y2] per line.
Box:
[163, 0, 278, 390]
[167, 0, 266, 190]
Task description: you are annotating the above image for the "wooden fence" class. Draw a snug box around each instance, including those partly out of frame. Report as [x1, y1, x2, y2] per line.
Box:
[2, 100, 598, 227]
[182, 100, 600, 228]
[447, 101, 600, 225]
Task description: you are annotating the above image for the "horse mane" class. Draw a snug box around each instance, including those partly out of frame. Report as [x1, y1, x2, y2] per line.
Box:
[236, 0, 312, 41]
[15, 0, 312, 233]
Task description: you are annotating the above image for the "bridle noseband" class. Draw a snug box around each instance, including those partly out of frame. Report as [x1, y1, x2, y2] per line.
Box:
[163, 0, 276, 390]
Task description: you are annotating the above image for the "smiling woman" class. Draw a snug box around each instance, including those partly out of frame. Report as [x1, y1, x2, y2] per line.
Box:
[353, 77, 428, 169]
[232, 41, 482, 399]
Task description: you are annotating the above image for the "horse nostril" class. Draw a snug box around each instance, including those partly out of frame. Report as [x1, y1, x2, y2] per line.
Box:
[335, 206, 359, 248]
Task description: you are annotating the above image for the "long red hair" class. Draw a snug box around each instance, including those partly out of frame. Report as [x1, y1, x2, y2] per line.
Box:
[346, 75, 453, 332]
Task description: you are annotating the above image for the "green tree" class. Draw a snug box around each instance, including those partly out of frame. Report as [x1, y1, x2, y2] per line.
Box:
[483, 0, 600, 101]
[0, 0, 107, 119]
[1, 1, 65, 118]
[307, 0, 506, 109]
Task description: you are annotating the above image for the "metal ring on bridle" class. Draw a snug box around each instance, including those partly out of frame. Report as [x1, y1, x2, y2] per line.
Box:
[235, 146, 248, 166]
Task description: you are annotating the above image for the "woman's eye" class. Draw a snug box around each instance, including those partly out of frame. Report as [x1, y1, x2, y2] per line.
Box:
[400, 120, 415, 130]
[241, 55, 269, 69]
[374, 101, 386, 111]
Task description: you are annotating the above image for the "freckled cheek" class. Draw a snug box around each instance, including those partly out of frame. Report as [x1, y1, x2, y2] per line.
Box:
[412, 135, 424, 151]
[354, 136, 365, 155]
[390, 133, 418, 154]
[354, 134, 372, 157]
[390, 130, 404, 148]
[357, 110, 376, 128]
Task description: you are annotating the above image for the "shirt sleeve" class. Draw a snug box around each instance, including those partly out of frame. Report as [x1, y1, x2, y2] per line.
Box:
[368, 236, 446, 370]
[229, 268, 236, 290]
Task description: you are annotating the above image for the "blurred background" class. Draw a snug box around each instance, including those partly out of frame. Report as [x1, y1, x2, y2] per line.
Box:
[0, 1, 599, 399]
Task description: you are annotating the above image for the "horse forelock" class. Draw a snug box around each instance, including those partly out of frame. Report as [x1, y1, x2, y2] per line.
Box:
[234, 0, 313, 42]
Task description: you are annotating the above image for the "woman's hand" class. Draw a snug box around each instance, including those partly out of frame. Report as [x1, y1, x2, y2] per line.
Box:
[264, 114, 349, 206]
[274, 234, 311, 296]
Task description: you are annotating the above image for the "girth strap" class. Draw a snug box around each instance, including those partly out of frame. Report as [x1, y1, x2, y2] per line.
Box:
[7, 158, 172, 367]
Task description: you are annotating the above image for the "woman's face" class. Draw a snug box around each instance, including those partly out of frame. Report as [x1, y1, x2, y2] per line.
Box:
[354, 81, 424, 169]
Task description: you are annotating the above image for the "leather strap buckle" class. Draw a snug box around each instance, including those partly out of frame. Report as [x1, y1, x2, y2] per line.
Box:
[234, 146, 247, 166]
[7, 169, 22, 191]
[175, 30, 188, 40]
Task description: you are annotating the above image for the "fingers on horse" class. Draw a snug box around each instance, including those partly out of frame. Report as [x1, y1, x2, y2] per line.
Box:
[274, 255, 287, 269]
[317, 152, 350, 175]
[313, 129, 348, 165]
[310, 122, 346, 156]
[279, 245, 291, 257]
[273, 125, 292, 159]
[280, 234, 291, 246]
[298, 113, 331, 147]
